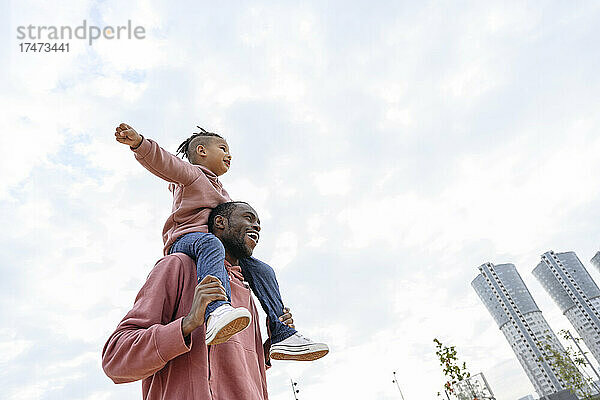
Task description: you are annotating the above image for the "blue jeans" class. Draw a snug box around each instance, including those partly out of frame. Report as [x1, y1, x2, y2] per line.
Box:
[239, 256, 297, 344]
[169, 232, 296, 343]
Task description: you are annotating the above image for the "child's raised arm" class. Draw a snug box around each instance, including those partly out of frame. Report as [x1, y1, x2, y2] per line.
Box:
[114, 123, 200, 186]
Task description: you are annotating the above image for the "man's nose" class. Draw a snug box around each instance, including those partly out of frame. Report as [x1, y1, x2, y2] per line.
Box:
[252, 222, 261, 231]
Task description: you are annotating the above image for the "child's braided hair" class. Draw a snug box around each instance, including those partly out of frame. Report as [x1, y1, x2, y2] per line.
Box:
[176, 126, 223, 160]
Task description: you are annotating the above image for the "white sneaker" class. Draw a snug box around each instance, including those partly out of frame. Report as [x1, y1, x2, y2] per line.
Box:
[205, 304, 251, 345]
[269, 333, 329, 361]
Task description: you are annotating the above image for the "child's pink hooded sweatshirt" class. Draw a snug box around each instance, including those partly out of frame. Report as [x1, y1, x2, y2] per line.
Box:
[131, 137, 232, 255]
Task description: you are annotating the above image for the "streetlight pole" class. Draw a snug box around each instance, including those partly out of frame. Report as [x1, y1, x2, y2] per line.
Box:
[290, 379, 300, 400]
[392, 371, 406, 400]
[443, 387, 451, 400]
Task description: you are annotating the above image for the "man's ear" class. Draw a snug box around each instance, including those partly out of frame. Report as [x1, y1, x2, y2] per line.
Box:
[213, 215, 227, 231]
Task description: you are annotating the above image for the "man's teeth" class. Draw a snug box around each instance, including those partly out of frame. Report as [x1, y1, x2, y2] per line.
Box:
[247, 233, 259, 242]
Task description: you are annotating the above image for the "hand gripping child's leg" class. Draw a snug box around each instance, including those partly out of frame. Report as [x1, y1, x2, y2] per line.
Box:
[170, 232, 251, 345]
[240, 257, 328, 361]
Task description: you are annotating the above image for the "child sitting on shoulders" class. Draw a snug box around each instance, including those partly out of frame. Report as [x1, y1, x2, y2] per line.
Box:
[114, 123, 328, 361]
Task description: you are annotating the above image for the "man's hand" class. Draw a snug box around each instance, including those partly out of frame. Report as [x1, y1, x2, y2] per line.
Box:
[181, 275, 228, 338]
[279, 307, 295, 329]
[114, 122, 143, 148]
[264, 306, 295, 366]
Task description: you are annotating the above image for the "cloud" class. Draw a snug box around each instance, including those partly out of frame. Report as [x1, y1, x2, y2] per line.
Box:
[0, 336, 32, 364]
[268, 231, 299, 271]
[313, 169, 351, 196]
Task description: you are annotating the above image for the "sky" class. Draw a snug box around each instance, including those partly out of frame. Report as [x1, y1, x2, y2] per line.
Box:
[1, 1, 600, 399]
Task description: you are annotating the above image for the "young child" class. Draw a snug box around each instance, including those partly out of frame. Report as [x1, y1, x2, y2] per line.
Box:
[115, 123, 328, 361]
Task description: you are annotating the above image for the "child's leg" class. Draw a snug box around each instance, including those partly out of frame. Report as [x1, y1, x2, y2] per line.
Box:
[170, 232, 231, 322]
[239, 257, 297, 344]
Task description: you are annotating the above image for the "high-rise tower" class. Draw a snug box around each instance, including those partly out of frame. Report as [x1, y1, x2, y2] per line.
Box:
[472, 262, 571, 396]
[533, 250, 600, 364]
[591, 252, 600, 270]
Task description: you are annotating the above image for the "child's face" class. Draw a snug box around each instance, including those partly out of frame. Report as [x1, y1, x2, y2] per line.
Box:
[198, 138, 231, 176]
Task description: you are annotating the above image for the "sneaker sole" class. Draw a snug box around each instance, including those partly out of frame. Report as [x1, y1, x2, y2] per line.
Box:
[206, 316, 251, 345]
[270, 346, 329, 361]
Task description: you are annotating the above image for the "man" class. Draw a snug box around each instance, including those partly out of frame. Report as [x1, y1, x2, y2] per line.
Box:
[102, 202, 294, 399]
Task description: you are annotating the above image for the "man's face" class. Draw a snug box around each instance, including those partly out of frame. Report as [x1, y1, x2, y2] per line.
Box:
[221, 203, 261, 260]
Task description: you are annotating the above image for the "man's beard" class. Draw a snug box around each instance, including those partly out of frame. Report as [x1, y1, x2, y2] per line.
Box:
[222, 232, 252, 260]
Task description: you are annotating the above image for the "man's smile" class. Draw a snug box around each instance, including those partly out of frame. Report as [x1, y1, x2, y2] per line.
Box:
[246, 230, 259, 245]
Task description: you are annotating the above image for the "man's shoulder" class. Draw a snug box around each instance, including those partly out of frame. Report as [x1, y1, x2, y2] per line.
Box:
[150, 253, 196, 278]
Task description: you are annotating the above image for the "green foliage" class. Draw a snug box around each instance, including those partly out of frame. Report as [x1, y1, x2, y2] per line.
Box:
[538, 330, 595, 400]
[433, 338, 472, 398]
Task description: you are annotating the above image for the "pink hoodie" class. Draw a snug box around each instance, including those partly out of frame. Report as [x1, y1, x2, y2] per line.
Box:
[131, 138, 232, 255]
[102, 253, 269, 399]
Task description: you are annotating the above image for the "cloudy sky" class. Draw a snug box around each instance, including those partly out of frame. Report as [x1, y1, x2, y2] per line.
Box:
[2, 1, 600, 399]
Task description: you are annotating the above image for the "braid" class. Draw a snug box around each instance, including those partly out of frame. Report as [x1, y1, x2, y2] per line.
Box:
[176, 126, 224, 160]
